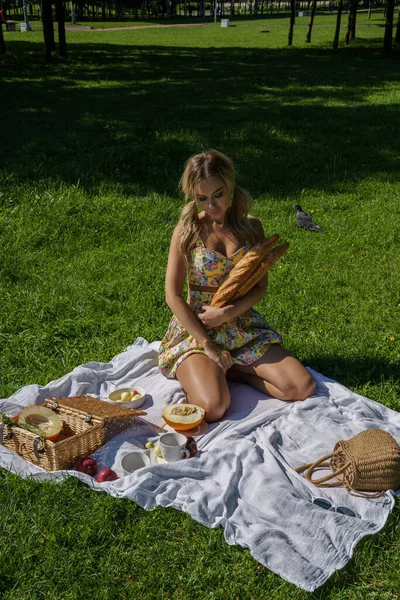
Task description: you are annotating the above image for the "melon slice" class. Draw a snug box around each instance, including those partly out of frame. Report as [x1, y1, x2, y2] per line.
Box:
[18, 406, 63, 441]
[162, 404, 205, 431]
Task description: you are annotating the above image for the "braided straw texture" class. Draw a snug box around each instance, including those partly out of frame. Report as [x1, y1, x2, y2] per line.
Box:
[232, 241, 290, 301]
[48, 395, 147, 419]
[331, 429, 400, 492]
[210, 234, 279, 308]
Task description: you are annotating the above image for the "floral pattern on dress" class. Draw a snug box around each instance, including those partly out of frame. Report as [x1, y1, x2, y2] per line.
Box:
[159, 237, 282, 379]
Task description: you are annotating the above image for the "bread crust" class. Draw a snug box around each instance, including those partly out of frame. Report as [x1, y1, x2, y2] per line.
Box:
[210, 234, 280, 308]
[232, 241, 290, 300]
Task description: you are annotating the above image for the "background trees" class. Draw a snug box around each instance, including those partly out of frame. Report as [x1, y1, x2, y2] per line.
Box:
[383, 0, 396, 53]
[1, 0, 399, 56]
[0, 19, 5, 54]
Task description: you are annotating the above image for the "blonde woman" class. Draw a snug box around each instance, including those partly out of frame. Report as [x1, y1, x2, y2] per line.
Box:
[159, 150, 316, 422]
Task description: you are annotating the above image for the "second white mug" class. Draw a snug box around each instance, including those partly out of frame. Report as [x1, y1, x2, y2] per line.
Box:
[121, 451, 150, 475]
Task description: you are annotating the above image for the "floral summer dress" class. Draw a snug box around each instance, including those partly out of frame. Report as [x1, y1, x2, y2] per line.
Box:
[158, 236, 282, 379]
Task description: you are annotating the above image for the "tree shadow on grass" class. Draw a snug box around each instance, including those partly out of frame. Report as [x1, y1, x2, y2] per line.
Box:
[304, 355, 400, 402]
[1, 41, 399, 199]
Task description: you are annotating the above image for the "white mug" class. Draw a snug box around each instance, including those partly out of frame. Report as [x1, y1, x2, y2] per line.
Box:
[159, 433, 190, 462]
[121, 451, 150, 475]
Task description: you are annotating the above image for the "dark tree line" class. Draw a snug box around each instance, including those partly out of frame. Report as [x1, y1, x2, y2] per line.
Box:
[297, 0, 399, 52]
[0, 17, 5, 53]
[1, 0, 399, 57]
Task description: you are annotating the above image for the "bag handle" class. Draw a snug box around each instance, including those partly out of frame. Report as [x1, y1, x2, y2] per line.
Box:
[296, 451, 387, 497]
[296, 451, 351, 487]
[295, 451, 337, 474]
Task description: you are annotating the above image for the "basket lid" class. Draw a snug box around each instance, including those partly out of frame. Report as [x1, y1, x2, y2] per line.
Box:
[44, 395, 146, 422]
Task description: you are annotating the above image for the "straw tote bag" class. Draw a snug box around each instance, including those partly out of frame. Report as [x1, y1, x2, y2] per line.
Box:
[296, 429, 400, 498]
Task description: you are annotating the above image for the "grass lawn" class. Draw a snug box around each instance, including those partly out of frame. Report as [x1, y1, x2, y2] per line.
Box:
[1, 14, 400, 599]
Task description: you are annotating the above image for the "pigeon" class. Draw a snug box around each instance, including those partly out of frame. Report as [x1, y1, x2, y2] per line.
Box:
[293, 204, 325, 232]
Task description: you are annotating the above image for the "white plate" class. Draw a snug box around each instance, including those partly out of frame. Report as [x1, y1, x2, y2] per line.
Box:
[108, 386, 146, 409]
[150, 447, 190, 465]
[155, 418, 208, 437]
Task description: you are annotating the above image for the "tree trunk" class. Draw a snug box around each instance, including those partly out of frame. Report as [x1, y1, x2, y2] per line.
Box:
[42, 0, 54, 62]
[350, 0, 357, 38]
[0, 22, 5, 55]
[305, 0, 317, 42]
[333, 0, 343, 49]
[48, 0, 56, 50]
[288, 0, 295, 45]
[345, 0, 357, 44]
[368, 0, 371, 19]
[383, 0, 395, 54]
[55, 0, 67, 56]
[396, 6, 400, 43]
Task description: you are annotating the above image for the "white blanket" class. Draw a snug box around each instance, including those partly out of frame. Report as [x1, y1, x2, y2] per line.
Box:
[1, 338, 399, 592]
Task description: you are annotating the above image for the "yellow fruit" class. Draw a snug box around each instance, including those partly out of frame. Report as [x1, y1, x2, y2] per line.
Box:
[120, 391, 131, 402]
[18, 406, 63, 441]
[154, 445, 162, 458]
[145, 441, 154, 449]
[162, 404, 205, 431]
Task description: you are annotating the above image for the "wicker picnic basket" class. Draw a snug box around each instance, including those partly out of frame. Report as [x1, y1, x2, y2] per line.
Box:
[0, 395, 146, 472]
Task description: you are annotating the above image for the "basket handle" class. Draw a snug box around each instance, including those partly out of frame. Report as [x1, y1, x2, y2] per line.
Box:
[295, 460, 331, 472]
[295, 452, 337, 474]
[296, 451, 350, 487]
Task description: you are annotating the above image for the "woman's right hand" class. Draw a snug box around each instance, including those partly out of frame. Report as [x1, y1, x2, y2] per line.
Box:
[203, 340, 233, 373]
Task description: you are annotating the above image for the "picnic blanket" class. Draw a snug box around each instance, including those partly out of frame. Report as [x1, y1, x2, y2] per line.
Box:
[1, 337, 399, 592]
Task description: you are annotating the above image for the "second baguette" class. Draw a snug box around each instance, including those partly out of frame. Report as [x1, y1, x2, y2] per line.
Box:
[210, 233, 279, 308]
[232, 241, 290, 301]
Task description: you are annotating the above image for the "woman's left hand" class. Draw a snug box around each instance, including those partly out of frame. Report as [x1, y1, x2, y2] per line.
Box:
[198, 305, 228, 329]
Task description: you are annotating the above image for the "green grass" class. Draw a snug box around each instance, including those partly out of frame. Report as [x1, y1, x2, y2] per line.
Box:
[1, 15, 400, 599]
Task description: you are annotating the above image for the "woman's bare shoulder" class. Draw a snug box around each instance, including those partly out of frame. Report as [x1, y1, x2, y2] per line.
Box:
[170, 222, 187, 251]
[170, 223, 181, 241]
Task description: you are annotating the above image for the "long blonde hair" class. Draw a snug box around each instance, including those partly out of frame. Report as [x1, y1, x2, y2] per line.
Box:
[176, 149, 258, 261]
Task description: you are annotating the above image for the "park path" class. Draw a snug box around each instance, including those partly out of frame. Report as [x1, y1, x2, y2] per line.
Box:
[33, 7, 386, 33]
[65, 23, 204, 31]
[64, 15, 384, 32]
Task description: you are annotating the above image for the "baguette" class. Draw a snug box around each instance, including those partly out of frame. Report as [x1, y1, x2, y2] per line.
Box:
[210, 234, 280, 308]
[232, 241, 290, 301]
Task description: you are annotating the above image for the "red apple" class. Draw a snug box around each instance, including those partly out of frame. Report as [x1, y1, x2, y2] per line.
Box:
[96, 468, 118, 483]
[186, 436, 198, 458]
[75, 457, 97, 476]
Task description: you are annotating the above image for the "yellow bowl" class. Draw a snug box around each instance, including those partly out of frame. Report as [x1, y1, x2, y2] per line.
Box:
[108, 387, 146, 409]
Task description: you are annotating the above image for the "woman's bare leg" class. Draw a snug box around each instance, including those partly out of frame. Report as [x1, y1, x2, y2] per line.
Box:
[227, 345, 316, 401]
[226, 367, 289, 399]
[176, 354, 230, 422]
